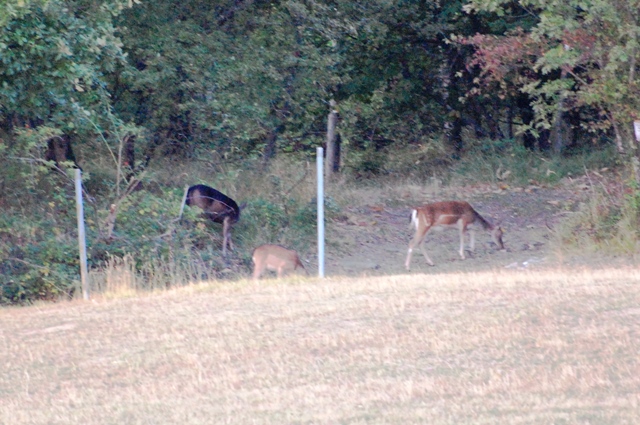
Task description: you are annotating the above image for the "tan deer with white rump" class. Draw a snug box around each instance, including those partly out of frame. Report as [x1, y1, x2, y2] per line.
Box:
[252, 244, 307, 280]
[405, 201, 504, 269]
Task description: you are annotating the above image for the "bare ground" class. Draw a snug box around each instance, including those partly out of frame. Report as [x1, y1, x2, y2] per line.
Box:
[324, 176, 629, 276]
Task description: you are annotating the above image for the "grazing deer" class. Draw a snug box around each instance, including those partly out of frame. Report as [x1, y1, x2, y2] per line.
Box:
[405, 201, 504, 269]
[252, 244, 307, 279]
[186, 184, 240, 256]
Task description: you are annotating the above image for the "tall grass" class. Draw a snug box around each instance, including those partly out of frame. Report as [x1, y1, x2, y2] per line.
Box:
[553, 178, 640, 256]
[89, 252, 222, 298]
[451, 139, 618, 186]
[0, 153, 326, 302]
[85, 156, 323, 298]
[1, 140, 633, 303]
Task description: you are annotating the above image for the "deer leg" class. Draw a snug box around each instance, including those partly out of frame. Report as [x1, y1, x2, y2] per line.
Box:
[228, 228, 234, 251]
[458, 223, 466, 260]
[405, 240, 416, 271]
[404, 249, 415, 270]
[406, 226, 433, 269]
[406, 229, 424, 269]
[222, 217, 232, 256]
[418, 240, 435, 267]
[469, 230, 476, 252]
[252, 264, 262, 280]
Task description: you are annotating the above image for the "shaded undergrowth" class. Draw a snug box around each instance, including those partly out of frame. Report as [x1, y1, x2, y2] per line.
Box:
[2, 141, 637, 304]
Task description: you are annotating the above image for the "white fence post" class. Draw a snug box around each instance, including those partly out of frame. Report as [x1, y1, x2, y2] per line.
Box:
[75, 169, 90, 300]
[317, 147, 325, 278]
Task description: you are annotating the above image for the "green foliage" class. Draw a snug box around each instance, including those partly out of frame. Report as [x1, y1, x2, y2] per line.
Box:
[245, 199, 288, 240]
[0, 189, 79, 304]
[343, 145, 388, 178]
[555, 180, 640, 255]
[624, 180, 640, 215]
[465, 0, 640, 155]
[289, 200, 318, 237]
[2, 0, 634, 166]
[114, 0, 340, 157]
[0, 153, 325, 303]
[342, 136, 451, 180]
[4, 0, 640, 302]
[8, 126, 63, 178]
[308, 1, 451, 159]
[452, 138, 618, 186]
[0, 0, 130, 128]
[0, 175, 195, 304]
[238, 197, 318, 251]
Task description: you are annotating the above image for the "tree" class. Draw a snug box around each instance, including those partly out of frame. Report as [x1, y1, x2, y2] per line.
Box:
[114, 0, 341, 163]
[464, 0, 640, 166]
[0, 0, 133, 171]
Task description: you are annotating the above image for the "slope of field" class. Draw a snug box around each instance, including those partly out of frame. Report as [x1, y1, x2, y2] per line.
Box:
[325, 180, 583, 276]
[2, 268, 640, 424]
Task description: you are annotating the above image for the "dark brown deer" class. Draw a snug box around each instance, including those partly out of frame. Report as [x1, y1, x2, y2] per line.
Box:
[186, 184, 240, 256]
[252, 244, 307, 279]
[405, 201, 504, 269]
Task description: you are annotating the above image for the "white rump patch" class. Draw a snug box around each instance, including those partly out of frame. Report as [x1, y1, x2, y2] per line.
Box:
[411, 209, 419, 229]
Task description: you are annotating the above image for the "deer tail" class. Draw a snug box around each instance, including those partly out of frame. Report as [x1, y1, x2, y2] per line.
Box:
[409, 209, 419, 230]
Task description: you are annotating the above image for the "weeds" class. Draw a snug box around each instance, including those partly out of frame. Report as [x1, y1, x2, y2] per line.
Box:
[0, 139, 633, 303]
[452, 139, 618, 186]
[553, 172, 640, 255]
[0, 154, 325, 303]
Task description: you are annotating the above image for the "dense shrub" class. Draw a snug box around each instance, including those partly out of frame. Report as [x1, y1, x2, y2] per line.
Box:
[0, 160, 322, 303]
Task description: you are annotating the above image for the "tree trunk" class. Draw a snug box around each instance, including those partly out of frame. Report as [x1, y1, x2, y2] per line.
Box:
[123, 134, 137, 182]
[440, 49, 466, 154]
[123, 134, 135, 170]
[486, 99, 504, 141]
[611, 115, 626, 154]
[551, 71, 571, 155]
[45, 134, 79, 170]
[332, 133, 341, 173]
[625, 121, 640, 183]
[325, 100, 339, 178]
[507, 102, 514, 140]
[551, 110, 569, 155]
[262, 126, 280, 170]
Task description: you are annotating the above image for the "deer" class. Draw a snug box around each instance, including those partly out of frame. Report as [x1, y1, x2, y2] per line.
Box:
[252, 244, 307, 280]
[405, 201, 504, 270]
[185, 184, 240, 256]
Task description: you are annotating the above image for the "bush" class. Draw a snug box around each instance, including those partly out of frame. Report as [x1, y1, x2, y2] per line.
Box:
[452, 139, 618, 186]
[554, 180, 640, 255]
[0, 154, 328, 303]
[0, 210, 79, 304]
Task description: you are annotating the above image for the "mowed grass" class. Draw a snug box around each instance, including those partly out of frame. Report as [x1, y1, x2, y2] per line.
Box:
[2, 268, 640, 424]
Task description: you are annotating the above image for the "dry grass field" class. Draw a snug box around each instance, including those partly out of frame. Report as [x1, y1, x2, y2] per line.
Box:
[2, 267, 640, 424]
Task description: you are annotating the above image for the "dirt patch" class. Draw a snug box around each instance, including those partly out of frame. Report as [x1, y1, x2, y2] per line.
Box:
[324, 179, 598, 276]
